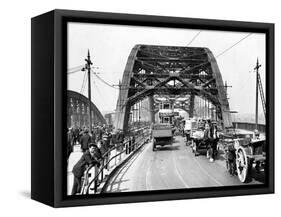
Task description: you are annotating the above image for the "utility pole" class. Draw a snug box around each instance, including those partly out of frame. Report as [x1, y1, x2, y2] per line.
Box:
[254, 58, 261, 130]
[83, 50, 93, 133]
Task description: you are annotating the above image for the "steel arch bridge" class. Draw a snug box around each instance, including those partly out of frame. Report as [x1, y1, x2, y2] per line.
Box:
[114, 45, 232, 132]
[67, 90, 106, 129]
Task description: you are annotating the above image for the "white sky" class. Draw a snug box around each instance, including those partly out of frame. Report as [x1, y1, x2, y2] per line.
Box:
[67, 22, 266, 117]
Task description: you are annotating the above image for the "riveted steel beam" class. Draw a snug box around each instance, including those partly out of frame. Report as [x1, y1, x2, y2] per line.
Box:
[114, 45, 232, 132]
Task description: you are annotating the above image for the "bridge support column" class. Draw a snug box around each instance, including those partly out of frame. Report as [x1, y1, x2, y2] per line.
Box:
[189, 94, 195, 118]
[148, 96, 155, 124]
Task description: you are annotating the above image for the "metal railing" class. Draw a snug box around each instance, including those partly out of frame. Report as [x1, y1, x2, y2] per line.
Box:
[232, 122, 266, 133]
[80, 127, 151, 195]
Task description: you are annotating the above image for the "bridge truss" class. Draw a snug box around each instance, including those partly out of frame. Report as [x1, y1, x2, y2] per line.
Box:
[114, 45, 232, 132]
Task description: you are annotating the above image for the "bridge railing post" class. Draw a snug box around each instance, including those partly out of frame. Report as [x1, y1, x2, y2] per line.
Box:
[100, 159, 104, 181]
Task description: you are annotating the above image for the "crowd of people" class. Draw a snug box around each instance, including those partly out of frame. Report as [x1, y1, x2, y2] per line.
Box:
[67, 124, 137, 195]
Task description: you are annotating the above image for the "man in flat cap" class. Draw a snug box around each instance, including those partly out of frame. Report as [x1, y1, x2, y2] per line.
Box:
[71, 143, 101, 195]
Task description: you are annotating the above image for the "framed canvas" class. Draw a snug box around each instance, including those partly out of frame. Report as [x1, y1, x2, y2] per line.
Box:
[31, 9, 274, 207]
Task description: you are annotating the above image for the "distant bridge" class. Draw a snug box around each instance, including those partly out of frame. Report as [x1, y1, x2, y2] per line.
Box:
[67, 90, 106, 129]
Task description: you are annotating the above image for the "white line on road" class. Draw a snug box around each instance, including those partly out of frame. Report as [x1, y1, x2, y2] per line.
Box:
[145, 143, 153, 190]
[172, 150, 191, 188]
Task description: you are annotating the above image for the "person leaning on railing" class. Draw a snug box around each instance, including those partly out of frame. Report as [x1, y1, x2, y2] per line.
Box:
[71, 143, 101, 195]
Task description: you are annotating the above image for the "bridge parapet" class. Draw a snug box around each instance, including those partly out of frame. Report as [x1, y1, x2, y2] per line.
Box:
[233, 122, 266, 133]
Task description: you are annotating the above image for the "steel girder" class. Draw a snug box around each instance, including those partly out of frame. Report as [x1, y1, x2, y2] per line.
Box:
[114, 45, 232, 132]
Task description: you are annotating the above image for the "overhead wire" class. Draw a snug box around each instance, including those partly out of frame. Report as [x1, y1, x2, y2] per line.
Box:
[80, 71, 87, 94]
[67, 65, 85, 74]
[68, 65, 100, 75]
[91, 72, 112, 109]
[187, 30, 202, 46]
[91, 69, 119, 89]
[72, 32, 253, 111]
[215, 33, 252, 58]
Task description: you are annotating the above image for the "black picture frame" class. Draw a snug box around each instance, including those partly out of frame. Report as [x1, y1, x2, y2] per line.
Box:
[31, 9, 274, 207]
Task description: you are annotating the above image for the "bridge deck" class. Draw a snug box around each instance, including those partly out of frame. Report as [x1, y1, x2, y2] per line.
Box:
[104, 136, 264, 193]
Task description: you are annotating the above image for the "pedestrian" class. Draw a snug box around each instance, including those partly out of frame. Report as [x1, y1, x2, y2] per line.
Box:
[90, 130, 96, 144]
[208, 122, 219, 162]
[100, 131, 111, 169]
[117, 130, 124, 145]
[96, 126, 103, 142]
[103, 128, 112, 147]
[111, 130, 118, 147]
[67, 128, 74, 158]
[73, 127, 80, 144]
[79, 128, 91, 152]
[195, 123, 211, 157]
[184, 119, 192, 145]
[71, 143, 100, 195]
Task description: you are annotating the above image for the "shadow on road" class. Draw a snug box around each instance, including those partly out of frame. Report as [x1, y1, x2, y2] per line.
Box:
[215, 150, 226, 162]
[155, 145, 180, 151]
[104, 144, 146, 193]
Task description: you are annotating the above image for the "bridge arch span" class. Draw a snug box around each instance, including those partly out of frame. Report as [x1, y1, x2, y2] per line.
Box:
[114, 45, 232, 132]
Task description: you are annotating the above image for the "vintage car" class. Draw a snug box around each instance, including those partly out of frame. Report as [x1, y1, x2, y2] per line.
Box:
[151, 123, 173, 151]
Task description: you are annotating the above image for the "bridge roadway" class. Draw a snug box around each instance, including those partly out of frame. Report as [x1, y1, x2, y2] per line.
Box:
[103, 136, 264, 193]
